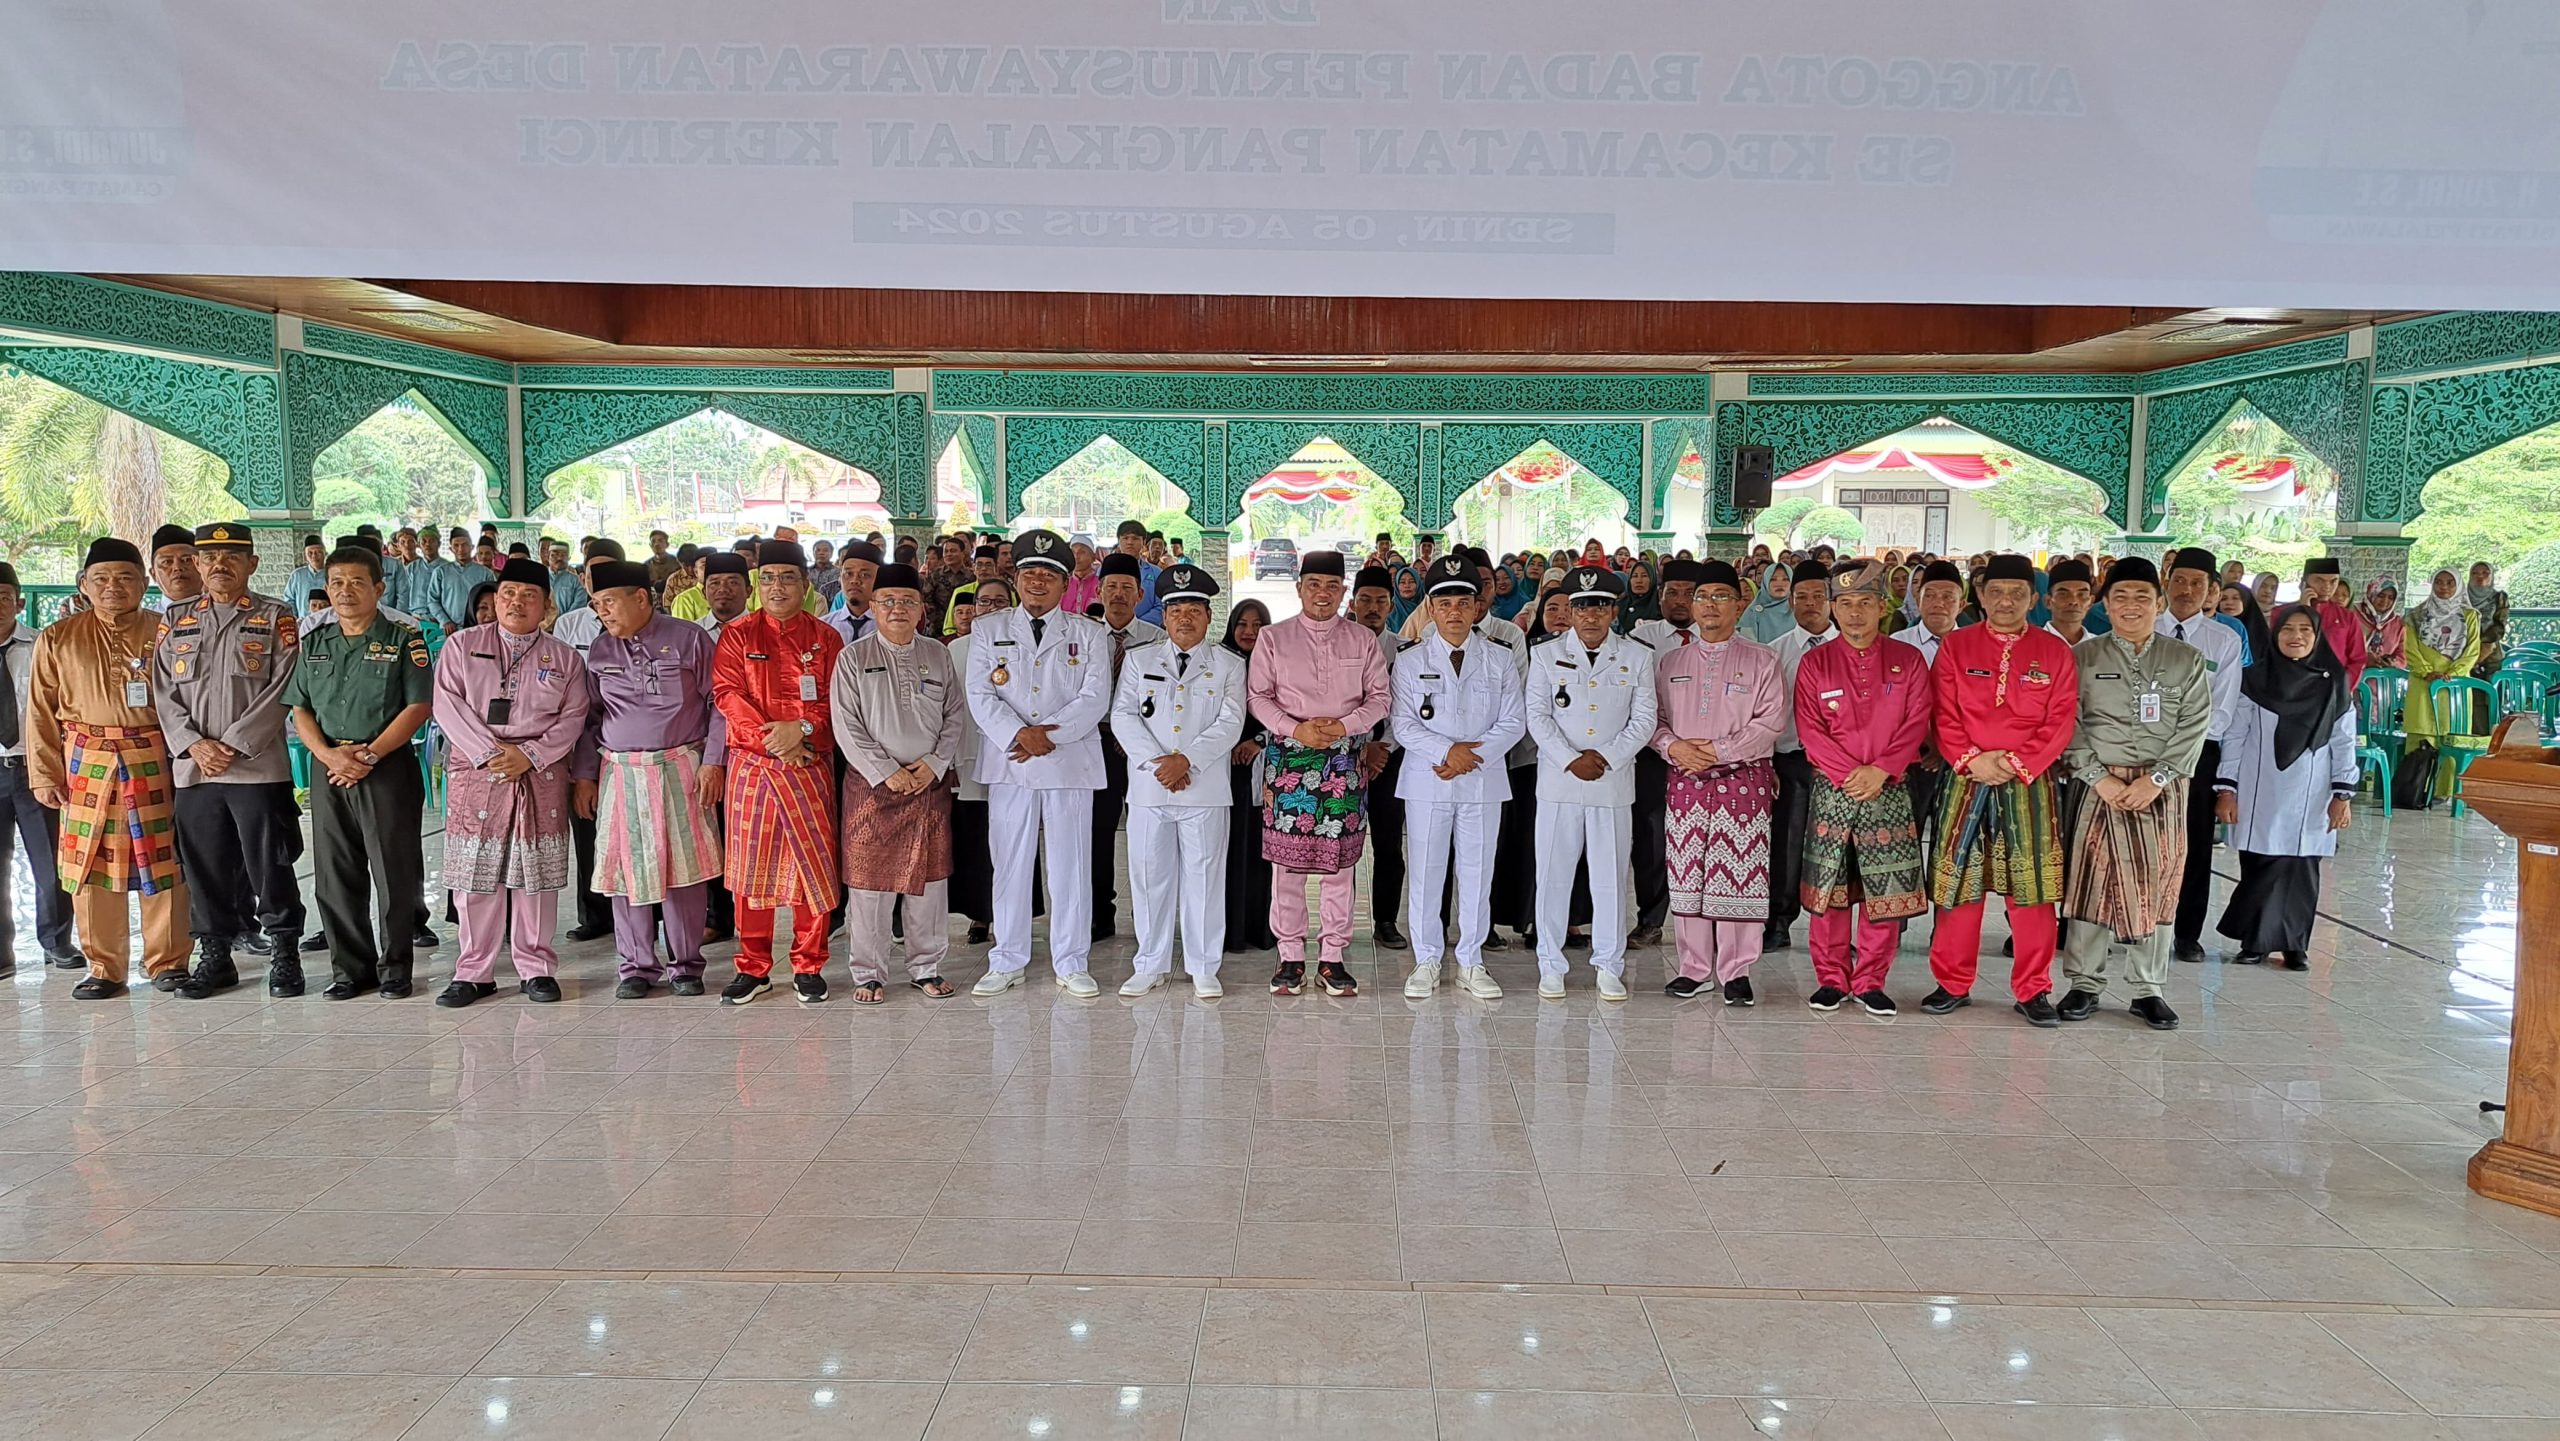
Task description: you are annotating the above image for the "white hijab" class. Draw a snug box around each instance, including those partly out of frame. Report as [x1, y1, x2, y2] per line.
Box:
[2410, 569, 2471, 656]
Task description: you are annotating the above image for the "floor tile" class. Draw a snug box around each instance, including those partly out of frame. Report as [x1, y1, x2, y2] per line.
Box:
[1865, 1301, 2165, 1405]
[1420, 1290, 1676, 1394]
[922, 1382, 1186, 1440]
[950, 1285, 1206, 1384]
[133, 1372, 447, 1441]
[2087, 1307, 2420, 1413]
[0, 1367, 216, 1441]
[396, 1375, 699, 1441]
[1437, 1389, 1700, 1439]
[1642, 1297, 1920, 1401]
[2316, 1313, 2560, 1417]
[475, 1279, 771, 1378]
[663, 1380, 944, 1441]
[1192, 1288, 1428, 1389]
[236, 1277, 558, 1374]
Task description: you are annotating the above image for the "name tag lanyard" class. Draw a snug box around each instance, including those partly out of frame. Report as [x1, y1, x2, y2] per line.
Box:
[486, 633, 541, 727]
[106, 622, 152, 708]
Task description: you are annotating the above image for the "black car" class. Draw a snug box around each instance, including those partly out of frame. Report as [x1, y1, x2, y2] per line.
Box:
[1251, 537, 1300, 579]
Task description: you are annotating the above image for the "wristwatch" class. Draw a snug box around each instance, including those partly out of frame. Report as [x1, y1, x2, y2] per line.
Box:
[353, 746, 379, 767]
[2149, 766, 2174, 789]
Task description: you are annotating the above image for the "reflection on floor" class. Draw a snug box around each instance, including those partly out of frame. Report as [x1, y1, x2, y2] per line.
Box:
[0, 805, 2552, 1438]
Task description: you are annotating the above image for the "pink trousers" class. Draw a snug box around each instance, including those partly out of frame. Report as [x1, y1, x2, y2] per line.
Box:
[1272, 866, 1356, 967]
[454, 889, 558, 983]
[1808, 906, 1899, 993]
[1673, 915, 1762, 983]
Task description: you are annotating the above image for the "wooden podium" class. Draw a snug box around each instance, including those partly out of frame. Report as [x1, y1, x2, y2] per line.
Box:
[2463, 716, 2560, 1217]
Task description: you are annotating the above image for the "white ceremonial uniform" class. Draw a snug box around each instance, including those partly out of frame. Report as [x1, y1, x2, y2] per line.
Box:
[1392, 629, 1525, 970]
[1109, 637, 1247, 982]
[964, 601, 1113, 978]
[1526, 630, 1660, 982]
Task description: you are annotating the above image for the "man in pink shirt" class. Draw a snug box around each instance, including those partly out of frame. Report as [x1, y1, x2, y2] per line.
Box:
[1650, 559, 1788, 1005]
[2299, 558, 2369, 689]
[1246, 550, 1392, 996]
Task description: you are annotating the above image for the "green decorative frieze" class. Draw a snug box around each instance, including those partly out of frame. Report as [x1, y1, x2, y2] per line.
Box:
[2137, 336, 2350, 396]
[1438, 422, 1646, 522]
[300, 323, 514, 387]
[2407, 360, 2560, 487]
[890, 392, 930, 518]
[1742, 397, 2133, 527]
[284, 351, 509, 502]
[1223, 420, 1423, 520]
[2357, 383, 2417, 525]
[0, 273, 275, 369]
[1002, 416, 1207, 517]
[1710, 402, 1748, 529]
[933, 370, 1711, 418]
[2374, 312, 2560, 379]
[2141, 365, 2360, 509]
[1751, 373, 2134, 398]
[518, 364, 892, 392]
[519, 387, 905, 510]
[2, 343, 288, 508]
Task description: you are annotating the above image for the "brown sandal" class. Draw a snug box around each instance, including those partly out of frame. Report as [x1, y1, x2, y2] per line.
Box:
[911, 976, 956, 999]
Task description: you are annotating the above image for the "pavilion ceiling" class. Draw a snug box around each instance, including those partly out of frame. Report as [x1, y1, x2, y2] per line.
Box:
[100, 274, 2411, 376]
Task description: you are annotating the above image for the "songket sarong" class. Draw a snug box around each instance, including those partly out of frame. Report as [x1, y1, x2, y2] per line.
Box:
[1664, 758, 1776, 920]
[2062, 776, 2189, 940]
[1800, 776, 1928, 920]
[841, 771, 954, 897]
[444, 759, 575, 894]
[58, 725, 183, 895]
[1926, 773, 2064, 910]
[1261, 736, 1366, 874]
[593, 744, 723, 905]
[725, 750, 839, 913]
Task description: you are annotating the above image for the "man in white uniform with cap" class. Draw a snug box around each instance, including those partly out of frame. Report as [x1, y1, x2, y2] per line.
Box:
[964, 527, 1112, 998]
[1395, 554, 1526, 1000]
[1111, 563, 1246, 998]
[1528, 566, 1659, 1001]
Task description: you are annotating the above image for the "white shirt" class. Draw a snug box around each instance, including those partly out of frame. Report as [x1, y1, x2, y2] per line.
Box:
[1525, 630, 1660, 807]
[964, 603, 1113, 790]
[1890, 619, 1954, 668]
[1109, 638, 1246, 810]
[550, 606, 603, 656]
[1391, 629, 1525, 805]
[1630, 616, 1700, 651]
[2157, 607, 2246, 743]
[1766, 623, 1838, 753]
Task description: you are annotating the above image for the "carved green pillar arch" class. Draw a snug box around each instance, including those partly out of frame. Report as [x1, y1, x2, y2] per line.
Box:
[282, 350, 510, 513]
[2143, 364, 2366, 520]
[518, 388, 905, 515]
[1, 344, 291, 512]
[1740, 397, 2136, 529]
[1436, 422, 1646, 532]
[999, 416, 1207, 520]
[1222, 420, 1423, 528]
[931, 411, 1000, 523]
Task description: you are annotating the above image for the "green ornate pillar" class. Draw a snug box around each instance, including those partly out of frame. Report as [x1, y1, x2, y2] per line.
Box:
[1702, 401, 1753, 556]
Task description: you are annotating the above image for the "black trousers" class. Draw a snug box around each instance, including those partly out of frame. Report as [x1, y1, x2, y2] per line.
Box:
[310, 760, 425, 987]
[1492, 763, 1540, 931]
[1632, 748, 1671, 929]
[950, 798, 993, 923]
[0, 759, 72, 960]
[1768, 749, 1817, 935]
[173, 781, 307, 947]
[2174, 739, 2222, 946]
[1090, 737, 1128, 933]
[1369, 750, 1407, 928]
[569, 814, 610, 932]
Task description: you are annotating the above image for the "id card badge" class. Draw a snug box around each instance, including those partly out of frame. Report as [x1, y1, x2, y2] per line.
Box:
[2139, 689, 2162, 725]
[798, 673, 819, 702]
[485, 697, 513, 726]
[123, 680, 150, 708]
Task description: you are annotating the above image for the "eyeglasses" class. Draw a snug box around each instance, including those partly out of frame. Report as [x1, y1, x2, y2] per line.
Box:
[875, 596, 923, 612]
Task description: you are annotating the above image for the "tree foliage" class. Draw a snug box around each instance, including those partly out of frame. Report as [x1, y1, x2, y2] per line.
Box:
[1020, 436, 1185, 539]
[1794, 505, 1866, 548]
[2410, 425, 2560, 582]
[309, 397, 488, 538]
[2157, 403, 2338, 579]
[1972, 451, 2114, 551]
[0, 370, 234, 581]
[1750, 496, 1817, 549]
[1452, 461, 1627, 554]
[2505, 539, 2560, 609]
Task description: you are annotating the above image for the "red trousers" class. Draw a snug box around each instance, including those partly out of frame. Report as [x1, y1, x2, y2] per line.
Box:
[1808, 906, 1898, 993]
[1925, 897, 2056, 1003]
[734, 899, 831, 977]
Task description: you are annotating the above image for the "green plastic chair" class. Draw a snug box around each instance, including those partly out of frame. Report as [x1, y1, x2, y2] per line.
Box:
[2429, 677, 2500, 817]
[2495, 669, 2551, 729]
[2353, 672, 2401, 812]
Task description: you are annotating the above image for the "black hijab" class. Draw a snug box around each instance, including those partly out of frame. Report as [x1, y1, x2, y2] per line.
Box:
[2244, 603, 2352, 771]
[1221, 598, 1272, 657]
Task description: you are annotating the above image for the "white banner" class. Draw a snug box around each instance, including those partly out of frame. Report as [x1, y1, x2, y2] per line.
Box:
[4, 0, 2557, 307]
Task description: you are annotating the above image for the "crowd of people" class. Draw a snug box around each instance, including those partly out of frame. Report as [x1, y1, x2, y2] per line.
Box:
[0, 515, 2506, 1034]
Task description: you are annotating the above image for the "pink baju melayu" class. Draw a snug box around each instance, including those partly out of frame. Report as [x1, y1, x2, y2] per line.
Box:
[434, 624, 591, 983]
[1245, 610, 1391, 968]
[1650, 635, 1786, 983]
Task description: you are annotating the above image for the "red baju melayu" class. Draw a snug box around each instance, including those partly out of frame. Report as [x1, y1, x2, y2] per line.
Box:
[1793, 634, 1932, 994]
[711, 607, 845, 977]
[1924, 623, 2079, 1003]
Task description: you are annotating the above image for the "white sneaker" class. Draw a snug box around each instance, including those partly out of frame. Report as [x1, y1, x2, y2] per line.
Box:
[971, 969, 1022, 997]
[1119, 972, 1166, 998]
[1458, 966, 1503, 1000]
[1058, 971, 1101, 999]
[1189, 972, 1224, 999]
[1596, 970, 1630, 1002]
[1403, 964, 1441, 999]
[1537, 974, 1567, 1000]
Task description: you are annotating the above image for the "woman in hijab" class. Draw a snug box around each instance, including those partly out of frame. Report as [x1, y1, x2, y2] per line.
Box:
[1220, 599, 1278, 951]
[2216, 582, 2272, 668]
[1742, 557, 1795, 642]
[1884, 562, 1914, 633]
[1522, 578, 1570, 642]
[1385, 565, 1423, 633]
[2252, 571, 2283, 611]
[2469, 561, 2510, 677]
[2401, 568, 2481, 800]
[2355, 580, 2405, 670]
[1616, 561, 1661, 634]
[1488, 562, 1529, 622]
[2214, 604, 2358, 970]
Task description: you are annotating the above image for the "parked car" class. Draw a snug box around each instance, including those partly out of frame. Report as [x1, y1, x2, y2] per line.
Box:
[1251, 537, 1301, 579]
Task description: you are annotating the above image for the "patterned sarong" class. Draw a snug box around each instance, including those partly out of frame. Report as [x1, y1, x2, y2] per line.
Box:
[1664, 758, 1776, 920]
[841, 771, 954, 897]
[1261, 736, 1367, 873]
[58, 725, 182, 895]
[725, 750, 839, 913]
[2062, 775, 2189, 940]
[444, 759, 574, 893]
[594, 745, 723, 905]
[1801, 777, 1928, 920]
[1926, 773, 2065, 910]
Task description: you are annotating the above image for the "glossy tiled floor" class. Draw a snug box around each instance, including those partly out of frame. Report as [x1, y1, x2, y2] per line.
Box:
[2, 801, 2554, 1438]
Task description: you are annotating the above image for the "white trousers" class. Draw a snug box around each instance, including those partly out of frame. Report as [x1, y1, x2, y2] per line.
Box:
[1127, 805, 1229, 981]
[1535, 801, 1632, 979]
[988, 784, 1094, 977]
[845, 880, 950, 986]
[1407, 800, 1500, 969]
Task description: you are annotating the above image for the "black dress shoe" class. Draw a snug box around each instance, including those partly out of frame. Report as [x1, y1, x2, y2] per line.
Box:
[1627, 925, 1663, 947]
[615, 977, 652, 1000]
[410, 925, 439, 948]
[2172, 937, 2206, 964]
[1721, 976, 1754, 1007]
[1481, 931, 1510, 952]
[565, 923, 611, 943]
[1563, 930, 1590, 951]
[704, 925, 736, 945]
[2056, 988, 2102, 1022]
[379, 968, 414, 1000]
[238, 933, 274, 957]
[522, 976, 563, 1003]
[2128, 996, 2181, 1030]
[2013, 992, 2061, 1027]
[964, 924, 990, 945]
[435, 980, 494, 1008]
[48, 950, 86, 970]
[71, 977, 125, 1000]
[1761, 925, 1790, 951]
[321, 979, 370, 1000]
[1374, 923, 1409, 951]
[2280, 952, 2309, 971]
[2235, 951, 2268, 966]
[1919, 987, 1970, 1015]
[671, 975, 706, 997]
[299, 933, 330, 954]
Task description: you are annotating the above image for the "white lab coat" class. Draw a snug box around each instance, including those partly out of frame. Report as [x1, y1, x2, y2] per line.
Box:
[2215, 698, 2360, 857]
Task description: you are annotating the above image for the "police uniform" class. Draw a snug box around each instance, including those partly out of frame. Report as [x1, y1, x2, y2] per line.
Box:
[281, 576, 434, 994]
[1526, 568, 1659, 998]
[1109, 564, 1246, 995]
[153, 521, 308, 996]
[964, 529, 1113, 996]
[1392, 556, 1526, 998]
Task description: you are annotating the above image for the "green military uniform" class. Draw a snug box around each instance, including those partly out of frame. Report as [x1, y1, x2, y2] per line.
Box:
[282, 611, 432, 992]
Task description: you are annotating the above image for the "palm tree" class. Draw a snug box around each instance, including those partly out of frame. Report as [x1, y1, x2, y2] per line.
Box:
[0, 374, 232, 568]
[756, 440, 826, 521]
